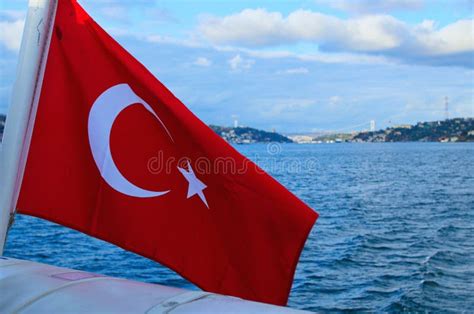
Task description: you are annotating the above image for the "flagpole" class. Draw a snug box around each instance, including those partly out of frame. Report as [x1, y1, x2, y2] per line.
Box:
[0, 0, 57, 255]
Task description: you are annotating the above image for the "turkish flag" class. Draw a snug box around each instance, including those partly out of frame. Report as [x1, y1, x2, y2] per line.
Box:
[17, 0, 317, 305]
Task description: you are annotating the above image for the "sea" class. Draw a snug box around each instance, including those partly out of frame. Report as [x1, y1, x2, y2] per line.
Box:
[5, 142, 474, 312]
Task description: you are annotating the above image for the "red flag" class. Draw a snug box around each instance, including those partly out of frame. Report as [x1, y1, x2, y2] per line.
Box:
[17, 0, 317, 305]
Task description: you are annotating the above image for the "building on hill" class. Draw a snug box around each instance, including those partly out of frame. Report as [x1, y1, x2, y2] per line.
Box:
[210, 125, 293, 144]
[351, 118, 474, 142]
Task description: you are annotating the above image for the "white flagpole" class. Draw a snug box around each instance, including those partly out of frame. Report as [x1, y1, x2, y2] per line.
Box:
[0, 0, 57, 255]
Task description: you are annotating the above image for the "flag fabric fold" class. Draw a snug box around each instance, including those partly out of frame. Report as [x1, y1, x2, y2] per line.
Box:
[17, 0, 318, 305]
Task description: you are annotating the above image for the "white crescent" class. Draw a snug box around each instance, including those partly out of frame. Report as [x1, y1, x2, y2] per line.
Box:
[88, 83, 172, 198]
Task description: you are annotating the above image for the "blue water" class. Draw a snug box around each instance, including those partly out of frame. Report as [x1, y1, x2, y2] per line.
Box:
[5, 143, 474, 312]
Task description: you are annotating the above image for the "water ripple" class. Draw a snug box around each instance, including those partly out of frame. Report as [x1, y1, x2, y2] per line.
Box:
[5, 143, 474, 312]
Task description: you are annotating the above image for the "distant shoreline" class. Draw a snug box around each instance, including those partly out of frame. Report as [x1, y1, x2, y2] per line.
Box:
[1, 115, 473, 144]
[288, 118, 474, 144]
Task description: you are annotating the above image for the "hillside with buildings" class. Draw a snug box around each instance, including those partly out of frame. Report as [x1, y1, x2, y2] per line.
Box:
[352, 118, 474, 143]
[288, 118, 474, 143]
[210, 125, 293, 144]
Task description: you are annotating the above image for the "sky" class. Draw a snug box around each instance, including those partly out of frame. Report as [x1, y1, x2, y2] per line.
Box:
[0, 0, 473, 133]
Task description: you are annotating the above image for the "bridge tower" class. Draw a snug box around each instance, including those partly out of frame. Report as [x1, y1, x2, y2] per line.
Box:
[232, 114, 239, 128]
[370, 120, 376, 132]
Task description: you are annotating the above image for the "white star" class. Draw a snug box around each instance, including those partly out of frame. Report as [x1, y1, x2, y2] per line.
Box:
[177, 161, 209, 208]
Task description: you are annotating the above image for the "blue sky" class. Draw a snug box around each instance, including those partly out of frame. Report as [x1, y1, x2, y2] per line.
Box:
[0, 0, 473, 132]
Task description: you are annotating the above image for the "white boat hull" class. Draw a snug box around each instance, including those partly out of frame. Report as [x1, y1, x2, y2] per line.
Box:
[0, 257, 311, 313]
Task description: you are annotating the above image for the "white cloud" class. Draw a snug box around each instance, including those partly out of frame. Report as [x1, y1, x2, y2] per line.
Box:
[198, 9, 474, 65]
[228, 54, 254, 71]
[297, 51, 391, 64]
[146, 34, 203, 48]
[259, 98, 317, 117]
[316, 0, 424, 14]
[194, 57, 212, 67]
[418, 19, 474, 55]
[218, 45, 392, 65]
[329, 96, 342, 106]
[0, 18, 24, 51]
[277, 67, 309, 75]
[142, 35, 391, 66]
[100, 6, 128, 20]
[199, 9, 286, 47]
